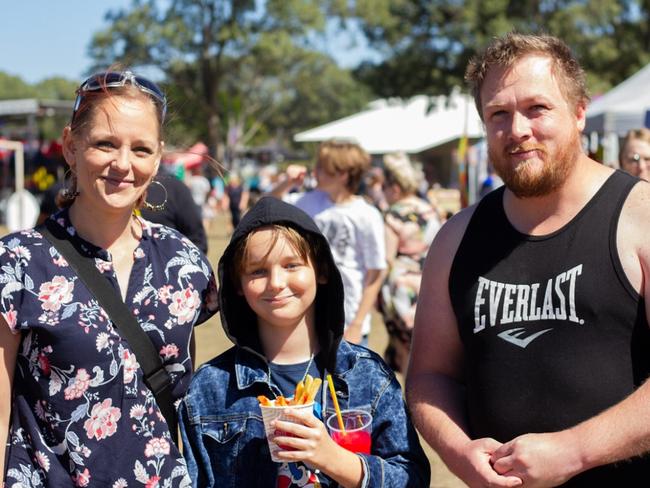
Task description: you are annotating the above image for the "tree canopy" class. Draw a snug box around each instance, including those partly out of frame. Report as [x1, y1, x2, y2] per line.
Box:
[349, 0, 650, 99]
[0, 73, 77, 102]
[4, 0, 641, 157]
[88, 0, 371, 160]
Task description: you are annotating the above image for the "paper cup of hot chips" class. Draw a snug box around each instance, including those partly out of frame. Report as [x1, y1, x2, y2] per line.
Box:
[260, 402, 314, 462]
[258, 374, 323, 462]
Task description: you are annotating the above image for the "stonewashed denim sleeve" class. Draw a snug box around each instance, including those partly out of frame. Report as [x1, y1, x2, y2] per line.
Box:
[178, 399, 212, 488]
[359, 373, 431, 487]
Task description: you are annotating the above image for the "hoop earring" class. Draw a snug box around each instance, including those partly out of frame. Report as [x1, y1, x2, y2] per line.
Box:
[142, 180, 167, 211]
[61, 169, 80, 201]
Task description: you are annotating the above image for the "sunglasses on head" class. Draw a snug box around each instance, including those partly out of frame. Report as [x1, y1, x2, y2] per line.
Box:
[71, 71, 167, 124]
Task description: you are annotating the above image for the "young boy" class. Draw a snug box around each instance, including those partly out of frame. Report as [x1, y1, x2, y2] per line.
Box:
[179, 197, 429, 487]
[270, 140, 386, 346]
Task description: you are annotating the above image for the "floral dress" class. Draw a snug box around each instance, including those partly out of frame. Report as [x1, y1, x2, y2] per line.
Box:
[379, 197, 440, 372]
[0, 209, 218, 487]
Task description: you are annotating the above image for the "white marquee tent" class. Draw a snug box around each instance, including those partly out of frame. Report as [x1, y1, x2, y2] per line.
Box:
[585, 63, 650, 136]
[294, 93, 484, 154]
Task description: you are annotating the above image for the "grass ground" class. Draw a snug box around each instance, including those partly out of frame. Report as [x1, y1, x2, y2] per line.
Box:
[196, 214, 466, 488]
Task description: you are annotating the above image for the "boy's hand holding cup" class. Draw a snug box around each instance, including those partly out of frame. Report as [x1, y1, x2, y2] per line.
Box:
[260, 401, 316, 462]
[270, 406, 341, 469]
[258, 375, 322, 462]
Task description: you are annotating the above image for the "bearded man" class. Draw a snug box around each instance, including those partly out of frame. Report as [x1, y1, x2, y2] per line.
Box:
[406, 32, 650, 487]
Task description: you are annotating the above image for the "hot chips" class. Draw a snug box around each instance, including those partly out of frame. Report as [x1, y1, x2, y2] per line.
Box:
[257, 374, 323, 407]
[257, 395, 272, 407]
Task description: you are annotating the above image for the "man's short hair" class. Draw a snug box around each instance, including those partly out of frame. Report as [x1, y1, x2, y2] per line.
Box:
[317, 139, 371, 193]
[465, 32, 589, 119]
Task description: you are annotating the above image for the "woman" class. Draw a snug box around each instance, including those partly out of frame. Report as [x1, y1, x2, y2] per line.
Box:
[0, 71, 217, 486]
[619, 128, 650, 181]
[379, 153, 440, 373]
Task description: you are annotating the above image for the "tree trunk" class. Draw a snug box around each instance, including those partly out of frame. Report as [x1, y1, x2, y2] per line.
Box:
[207, 109, 220, 162]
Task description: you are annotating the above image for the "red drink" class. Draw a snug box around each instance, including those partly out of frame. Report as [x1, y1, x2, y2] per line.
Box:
[327, 409, 373, 455]
[331, 430, 371, 454]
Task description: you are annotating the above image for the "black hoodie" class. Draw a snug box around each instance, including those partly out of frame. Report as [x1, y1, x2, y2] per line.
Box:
[217, 196, 345, 373]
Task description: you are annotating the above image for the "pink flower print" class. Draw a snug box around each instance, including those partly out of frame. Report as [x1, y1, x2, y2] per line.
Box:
[38, 276, 74, 312]
[53, 254, 68, 267]
[168, 287, 200, 325]
[38, 352, 51, 376]
[134, 248, 145, 259]
[35, 451, 50, 472]
[84, 399, 121, 440]
[129, 404, 147, 419]
[95, 260, 112, 273]
[145, 476, 161, 488]
[38, 311, 59, 326]
[13, 245, 32, 260]
[122, 349, 139, 384]
[64, 369, 90, 400]
[95, 332, 111, 352]
[157, 285, 173, 304]
[144, 437, 171, 458]
[72, 468, 91, 487]
[35, 400, 47, 421]
[2, 305, 17, 331]
[159, 343, 179, 360]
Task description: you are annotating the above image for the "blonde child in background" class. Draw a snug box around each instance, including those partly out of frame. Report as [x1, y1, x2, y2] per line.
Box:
[271, 140, 386, 346]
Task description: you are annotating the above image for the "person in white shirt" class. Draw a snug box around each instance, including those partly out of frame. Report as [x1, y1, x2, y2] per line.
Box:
[271, 140, 386, 346]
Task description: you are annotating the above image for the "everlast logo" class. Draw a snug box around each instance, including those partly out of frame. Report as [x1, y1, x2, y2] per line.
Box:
[473, 265, 583, 346]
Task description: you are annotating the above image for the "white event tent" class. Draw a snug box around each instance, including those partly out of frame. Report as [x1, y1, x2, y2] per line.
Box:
[294, 92, 484, 154]
[585, 63, 650, 136]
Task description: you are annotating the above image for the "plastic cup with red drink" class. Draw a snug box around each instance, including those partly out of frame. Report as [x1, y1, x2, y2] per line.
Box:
[326, 409, 372, 454]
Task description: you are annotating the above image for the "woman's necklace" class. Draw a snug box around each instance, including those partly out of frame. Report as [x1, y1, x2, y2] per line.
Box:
[267, 354, 315, 398]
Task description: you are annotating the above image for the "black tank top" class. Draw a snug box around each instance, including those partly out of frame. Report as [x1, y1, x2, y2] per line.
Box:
[449, 170, 650, 485]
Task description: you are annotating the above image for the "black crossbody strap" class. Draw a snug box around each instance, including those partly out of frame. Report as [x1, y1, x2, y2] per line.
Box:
[40, 219, 178, 444]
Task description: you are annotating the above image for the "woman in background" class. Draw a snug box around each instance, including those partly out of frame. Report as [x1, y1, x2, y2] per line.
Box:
[379, 153, 440, 373]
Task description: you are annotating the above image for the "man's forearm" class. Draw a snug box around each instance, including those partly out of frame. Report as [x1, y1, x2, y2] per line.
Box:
[488, 378, 650, 486]
[568, 378, 650, 470]
[408, 372, 526, 487]
[406, 372, 472, 469]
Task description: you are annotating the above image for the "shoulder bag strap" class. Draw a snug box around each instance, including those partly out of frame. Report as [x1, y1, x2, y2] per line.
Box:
[40, 219, 179, 444]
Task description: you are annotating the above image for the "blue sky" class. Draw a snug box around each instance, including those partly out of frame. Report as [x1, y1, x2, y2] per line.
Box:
[0, 1, 377, 85]
[0, 1, 132, 83]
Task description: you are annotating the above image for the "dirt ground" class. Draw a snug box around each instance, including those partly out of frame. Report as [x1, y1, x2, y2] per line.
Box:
[196, 215, 466, 488]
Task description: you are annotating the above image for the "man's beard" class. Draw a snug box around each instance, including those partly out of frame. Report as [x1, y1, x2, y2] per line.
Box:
[489, 133, 580, 198]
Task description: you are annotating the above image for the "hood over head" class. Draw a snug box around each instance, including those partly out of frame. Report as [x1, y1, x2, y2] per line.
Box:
[217, 196, 345, 372]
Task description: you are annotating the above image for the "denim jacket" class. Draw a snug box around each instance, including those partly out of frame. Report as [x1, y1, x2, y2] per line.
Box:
[179, 340, 430, 487]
